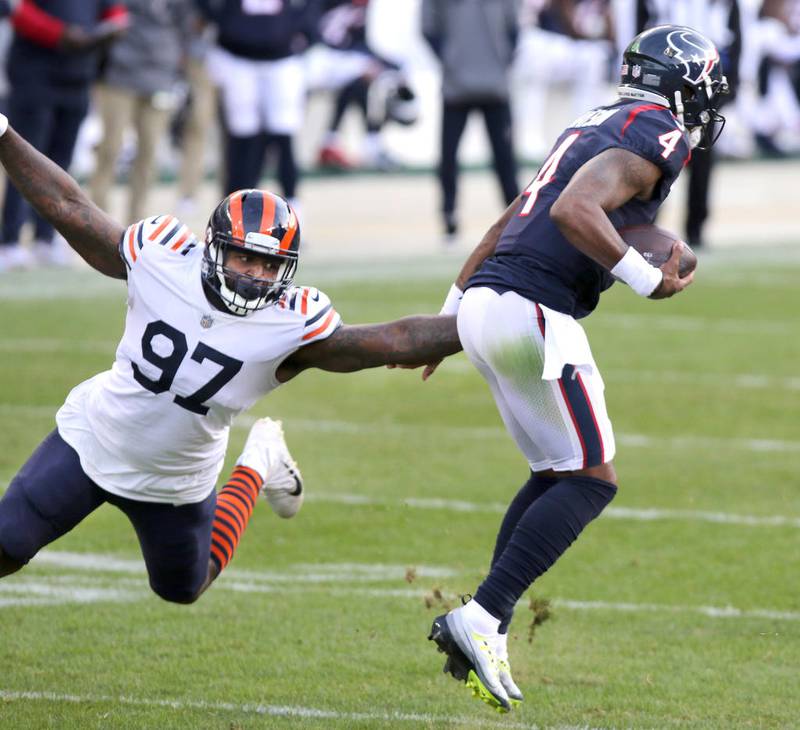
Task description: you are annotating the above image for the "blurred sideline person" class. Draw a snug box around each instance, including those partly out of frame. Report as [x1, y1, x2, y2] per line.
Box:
[310, 0, 416, 171]
[0, 3, 12, 114]
[175, 10, 218, 214]
[0, 0, 128, 272]
[0, 111, 462, 603]
[515, 0, 615, 160]
[198, 0, 320, 208]
[424, 25, 727, 712]
[752, 0, 800, 155]
[422, 0, 520, 245]
[89, 0, 193, 225]
[637, 0, 741, 248]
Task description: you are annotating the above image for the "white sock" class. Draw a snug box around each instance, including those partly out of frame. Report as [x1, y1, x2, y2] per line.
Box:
[460, 599, 501, 635]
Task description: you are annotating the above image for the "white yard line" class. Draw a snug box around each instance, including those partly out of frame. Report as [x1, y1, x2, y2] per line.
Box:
[1, 483, 799, 531]
[0, 338, 117, 354]
[590, 312, 796, 336]
[0, 689, 562, 729]
[3, 402, 797, 453]
[308, 493, 800, 529]
[32, 551, 456, 581]
[3, 553, 798, 622]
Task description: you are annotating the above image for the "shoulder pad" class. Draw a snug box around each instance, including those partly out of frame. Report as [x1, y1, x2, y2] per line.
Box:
[119, 215, 199, 269]
[279, 286, 342, 343]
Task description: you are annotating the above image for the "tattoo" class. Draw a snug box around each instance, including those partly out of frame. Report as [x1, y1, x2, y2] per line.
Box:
[277, 315, 461, 381]
[0, 128, 126, 279]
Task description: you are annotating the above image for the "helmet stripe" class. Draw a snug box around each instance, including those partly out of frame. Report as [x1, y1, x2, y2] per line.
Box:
[280, 208, 298, 251]
[259, 191, 276, 235]
[229, 191, 244, 240]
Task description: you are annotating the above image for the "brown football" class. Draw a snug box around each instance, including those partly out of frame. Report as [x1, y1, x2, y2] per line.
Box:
[618, 224, 697, 278]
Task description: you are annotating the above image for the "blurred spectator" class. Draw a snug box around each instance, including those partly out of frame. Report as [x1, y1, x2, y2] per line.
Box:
[175, 8, 218, 214]
[0, 0, 128, 271]
[309, 0, 415, 171]
[90, 0, 193, 226]
[515, 1, 615, 159]
[637, 0, 742, 248]
[751, 0, 800, 156]
[198, 0, 321, 209]
[422, 0, 520, 245]
[0, 3, 12, 114]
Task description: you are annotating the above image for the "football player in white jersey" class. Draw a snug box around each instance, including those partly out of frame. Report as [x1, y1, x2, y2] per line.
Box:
[0, 112, 461, 603]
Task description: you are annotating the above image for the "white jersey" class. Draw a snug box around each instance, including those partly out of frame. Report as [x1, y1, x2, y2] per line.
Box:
[56, 215, 341, 505]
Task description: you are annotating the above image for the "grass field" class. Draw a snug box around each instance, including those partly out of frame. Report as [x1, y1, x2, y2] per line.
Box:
[0, 247, 799, 729]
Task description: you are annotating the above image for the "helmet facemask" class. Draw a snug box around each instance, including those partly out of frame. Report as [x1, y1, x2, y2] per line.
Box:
[203, 234, 297, 316]
[674, 77, 729, 149]
[202, 190, 300, 317]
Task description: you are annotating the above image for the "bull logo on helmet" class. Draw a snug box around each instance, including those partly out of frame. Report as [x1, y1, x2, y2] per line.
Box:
[665, 29, 720, 86]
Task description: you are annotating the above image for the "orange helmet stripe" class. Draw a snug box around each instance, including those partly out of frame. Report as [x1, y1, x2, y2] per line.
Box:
[229, 191, 244, 240]
[127, 224, 137, 263]
[280, 208, 298, 251]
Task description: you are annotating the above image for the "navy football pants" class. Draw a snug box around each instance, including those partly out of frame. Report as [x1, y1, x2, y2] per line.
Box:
[0, 430, 216, 602]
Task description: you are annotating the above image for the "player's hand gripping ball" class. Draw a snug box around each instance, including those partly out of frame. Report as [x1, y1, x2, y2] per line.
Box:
[618, 224, 697, 277]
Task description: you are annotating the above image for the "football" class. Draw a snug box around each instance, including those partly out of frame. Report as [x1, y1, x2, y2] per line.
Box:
[618, 224, 697, 278]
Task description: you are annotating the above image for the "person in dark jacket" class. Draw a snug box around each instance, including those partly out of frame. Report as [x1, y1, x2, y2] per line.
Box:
[0, 0, 128, 271]
[422, 0, 520, 246]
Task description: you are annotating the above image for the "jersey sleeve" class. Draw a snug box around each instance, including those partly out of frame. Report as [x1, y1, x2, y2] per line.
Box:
[119, 215, 199, 271]
[615, 105, 691, 179]
[281, 286, 342, 344]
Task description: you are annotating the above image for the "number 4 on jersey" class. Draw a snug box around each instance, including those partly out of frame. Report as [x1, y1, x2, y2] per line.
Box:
[658, 129, 683, 159]
[519, 132, 580, 217]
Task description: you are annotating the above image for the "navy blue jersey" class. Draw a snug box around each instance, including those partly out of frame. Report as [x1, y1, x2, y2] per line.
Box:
[467, 100, 691, 318]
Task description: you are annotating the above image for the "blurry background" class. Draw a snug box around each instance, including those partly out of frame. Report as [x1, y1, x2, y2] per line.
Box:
[0, 0, 797, 271]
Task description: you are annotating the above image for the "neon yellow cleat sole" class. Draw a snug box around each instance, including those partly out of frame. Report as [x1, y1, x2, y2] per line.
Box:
[465, 670, 511, 714]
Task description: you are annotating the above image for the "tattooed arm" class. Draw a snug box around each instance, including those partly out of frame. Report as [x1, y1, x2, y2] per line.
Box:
[275, 315, 461, 382]
[0, 124, 126, 279]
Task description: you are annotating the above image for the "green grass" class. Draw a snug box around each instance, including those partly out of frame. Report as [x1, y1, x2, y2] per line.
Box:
[1, 248, 799, 728]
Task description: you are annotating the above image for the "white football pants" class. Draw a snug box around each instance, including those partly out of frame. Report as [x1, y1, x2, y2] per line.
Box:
[457, 286, 615, 472]
[207, 47, 306, 136]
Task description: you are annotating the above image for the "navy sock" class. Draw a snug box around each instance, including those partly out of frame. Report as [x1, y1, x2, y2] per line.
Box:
[490, 472, 559, 633]
[475, 476, 617, 621]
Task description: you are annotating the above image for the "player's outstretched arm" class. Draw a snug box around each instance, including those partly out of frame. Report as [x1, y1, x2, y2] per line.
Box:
[0, 117, 126, 279]
[420, 194, 521, 381]
[275, 315, 461, 382]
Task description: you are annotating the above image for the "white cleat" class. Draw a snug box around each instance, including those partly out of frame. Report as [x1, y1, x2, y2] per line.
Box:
[429, 605, 511, 712]
[492, 633, 524, 705]
[236, 418, 304, 518]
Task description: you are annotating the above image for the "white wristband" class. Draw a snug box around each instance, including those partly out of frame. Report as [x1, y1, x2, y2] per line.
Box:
[0, 113, 7, 138]
[610, 247, 663, 297]
[440, 283, 463, 315]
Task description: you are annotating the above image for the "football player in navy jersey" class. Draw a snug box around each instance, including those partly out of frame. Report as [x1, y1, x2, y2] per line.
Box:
[425, 25, 729, 712]
[0, 111, 461, 605]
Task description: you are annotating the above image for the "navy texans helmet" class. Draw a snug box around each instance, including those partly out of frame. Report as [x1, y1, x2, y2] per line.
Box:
[202, 189, 300, 316]
[618, 25, 729, 148]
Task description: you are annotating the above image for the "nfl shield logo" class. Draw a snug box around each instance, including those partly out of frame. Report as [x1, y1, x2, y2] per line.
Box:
[632, 64, 642, 79]
[200, 314, 214, 329]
